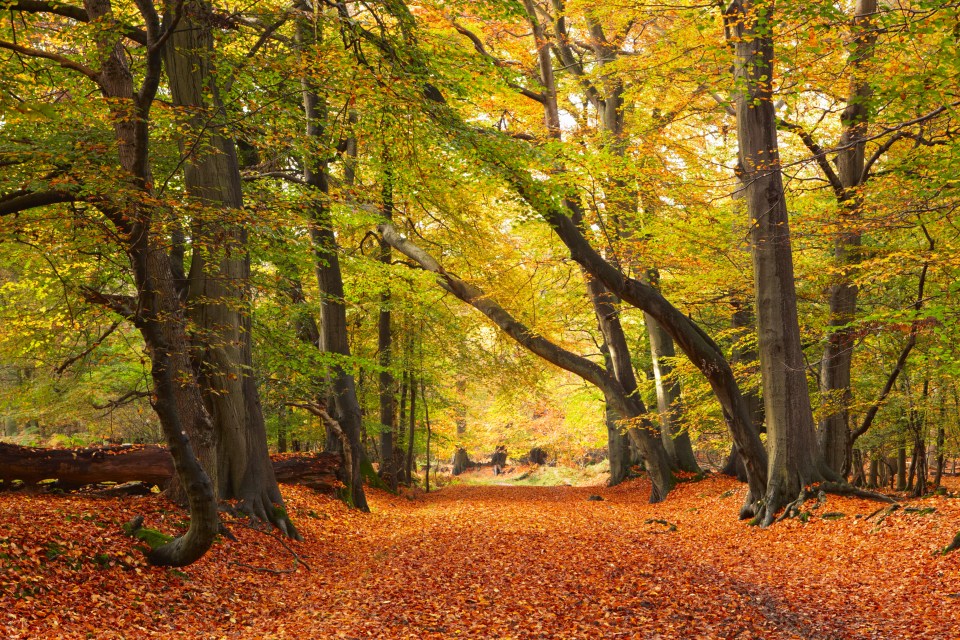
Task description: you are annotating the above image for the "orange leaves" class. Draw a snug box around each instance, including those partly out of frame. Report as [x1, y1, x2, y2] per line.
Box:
[2, 479, 960, 638]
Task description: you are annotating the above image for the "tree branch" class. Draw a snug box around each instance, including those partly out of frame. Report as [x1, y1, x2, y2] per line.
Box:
[9, 1, 147, 45]
[0, 190, 76, 216]
[861, 101, 960, 181]
[55, 319, 123, 375]
[777, 118, 845, 199]
[450, 20, 545, 105]
[0, 40, 99, 81]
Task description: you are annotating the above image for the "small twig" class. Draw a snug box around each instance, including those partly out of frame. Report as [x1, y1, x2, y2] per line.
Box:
[228, 561, 298, 575]
[241, 520, 312, 572]
[55, 320, 122, 375]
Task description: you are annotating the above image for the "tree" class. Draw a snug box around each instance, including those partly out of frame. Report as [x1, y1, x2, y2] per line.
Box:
[0, 0, 219, 565]
[163, 0, 296, 536]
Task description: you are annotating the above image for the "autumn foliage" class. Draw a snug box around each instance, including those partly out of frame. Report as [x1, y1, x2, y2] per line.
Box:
[3, 476, 959, 639]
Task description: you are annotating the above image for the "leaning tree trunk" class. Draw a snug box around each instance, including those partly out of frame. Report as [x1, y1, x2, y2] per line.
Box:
[381, 224, 675, 501]
[728, 0, 839, 524]
[163, 2, 295, 537]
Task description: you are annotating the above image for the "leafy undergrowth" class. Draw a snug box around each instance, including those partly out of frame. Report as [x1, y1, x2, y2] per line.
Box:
[2, 476, 959, 639]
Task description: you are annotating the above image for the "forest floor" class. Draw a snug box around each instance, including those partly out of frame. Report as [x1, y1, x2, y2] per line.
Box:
[2, 474, 960, 639]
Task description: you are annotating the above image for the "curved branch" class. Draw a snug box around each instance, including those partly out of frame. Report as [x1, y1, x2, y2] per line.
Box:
[0, 40, 99, 81]
[0, 189, 77, 216]
[9, 1, 147, 45]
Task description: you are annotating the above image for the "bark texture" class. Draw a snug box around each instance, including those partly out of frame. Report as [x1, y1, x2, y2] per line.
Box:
[728, 0, 839, 524]
[163, 1, 295, 537]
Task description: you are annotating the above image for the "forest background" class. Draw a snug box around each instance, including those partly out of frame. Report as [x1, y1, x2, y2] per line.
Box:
[1, 0, 959, 562]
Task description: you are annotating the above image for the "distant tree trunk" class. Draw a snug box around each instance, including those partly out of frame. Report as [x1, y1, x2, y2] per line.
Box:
[727, 0, 839, 524]
[396, 371, 409, 485]
[407, 372, 417, 485]
[868, 456, 879, 489]
[451, 447, 471, 475]
[897, 439, 907, 491]
[935, 391, 946, 489]
[850, 449, 866, 487]
[454, 378, 467, 436]
[422, 379, 431, 493]
[378, 169, 397, 492]
[277, 407, 288, 454]
[298, 25, 367, 511]
[163, 0, 294, 536]
[644, 300, 699, 472]
[817, 0, 878, 478]
[909, 379, 929, 497]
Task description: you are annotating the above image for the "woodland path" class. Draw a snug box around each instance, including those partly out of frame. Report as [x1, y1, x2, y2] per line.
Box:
[3, 476, 960, 638]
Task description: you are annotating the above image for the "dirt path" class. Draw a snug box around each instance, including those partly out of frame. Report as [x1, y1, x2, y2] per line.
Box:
[3, 476, 960, 638]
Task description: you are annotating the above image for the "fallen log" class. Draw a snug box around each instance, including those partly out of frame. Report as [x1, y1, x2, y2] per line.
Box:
[0, 443, 341, 493]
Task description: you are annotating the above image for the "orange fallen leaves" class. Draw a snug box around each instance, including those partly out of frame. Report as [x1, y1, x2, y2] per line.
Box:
[1, 476, 959, 638]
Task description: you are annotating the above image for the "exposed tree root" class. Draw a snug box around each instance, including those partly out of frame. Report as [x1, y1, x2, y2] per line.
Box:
[763, 481, 898, 527]
[235, 489, 301, 541]
[229, 521, 311, 574]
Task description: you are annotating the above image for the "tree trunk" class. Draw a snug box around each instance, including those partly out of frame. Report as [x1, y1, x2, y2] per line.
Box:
[407, 372, 417, 485]
[728, 0, 838, 524]
[396, 371, 409, 484]
[897, 440, 907, 491]
[378, 171, 397, 492]
[868, 457, 879, 488]
[81, 0, 218, 566]
[817, 0, 878, 477]
[423, 379, 431, 493]
[298, 23, 368, 511]
[645, 305, 700, 473]
[606, 403, 632, 485]
[935, 391, 946, 489]
[451, 447, 471, 476]
[163, 0, 294, 537]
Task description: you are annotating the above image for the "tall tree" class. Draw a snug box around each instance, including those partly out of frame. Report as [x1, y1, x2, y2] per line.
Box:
[725, 0, 850, 522]
[0, 0, 219, 564]
[297, 11, 369, 511]
[163, 0, 296, 536]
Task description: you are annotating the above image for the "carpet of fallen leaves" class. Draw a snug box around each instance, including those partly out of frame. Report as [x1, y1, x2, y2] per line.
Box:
[2, 474, 960, 639]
